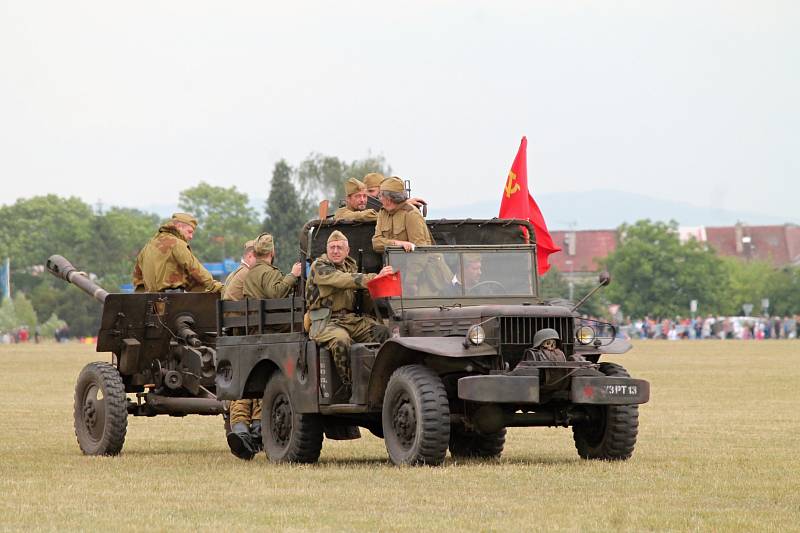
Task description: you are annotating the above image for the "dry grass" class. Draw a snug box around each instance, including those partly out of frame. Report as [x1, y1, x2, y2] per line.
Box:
[1, 340, 799, 532]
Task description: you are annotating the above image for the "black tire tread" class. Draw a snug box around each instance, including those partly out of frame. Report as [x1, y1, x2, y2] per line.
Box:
[383, 365, 450, 466]
[449, 426, 506, 459]
[573, 362, 639, 461]
[74, 362, 128, 456]
[262, 373, 323, 464]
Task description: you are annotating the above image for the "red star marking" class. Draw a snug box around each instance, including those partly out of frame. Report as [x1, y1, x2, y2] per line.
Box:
[583, 385, 594, 398]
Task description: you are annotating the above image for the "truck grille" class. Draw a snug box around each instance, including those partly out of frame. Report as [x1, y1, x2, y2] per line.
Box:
[499, 316, 574, 355]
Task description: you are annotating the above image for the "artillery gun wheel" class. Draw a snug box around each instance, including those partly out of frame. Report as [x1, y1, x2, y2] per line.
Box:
[74, 362, 128, 456]
[262, 372, 323, 463]
[382, 365, 450, 466]
[572, 362, 639, 461]
[449, 425, 506, 459]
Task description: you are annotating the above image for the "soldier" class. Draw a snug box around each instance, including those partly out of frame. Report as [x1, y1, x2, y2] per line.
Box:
[364, 172, 427, 211]
[306, 230, 394, 402]
[222, 239, 256, 301]
[221, 239, 260, 460]
[334, 178, 378, 222]
[132, 212, 223, 293]
[526, 329, 585, 362]
[242, 233, 302, 301]
[372, 177, 451, 295]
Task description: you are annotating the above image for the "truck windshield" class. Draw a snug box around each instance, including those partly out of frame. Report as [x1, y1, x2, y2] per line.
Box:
[385, 247, 537, 298]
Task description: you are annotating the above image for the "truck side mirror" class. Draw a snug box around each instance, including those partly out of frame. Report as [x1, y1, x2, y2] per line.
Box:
[599, 272, 611, 286]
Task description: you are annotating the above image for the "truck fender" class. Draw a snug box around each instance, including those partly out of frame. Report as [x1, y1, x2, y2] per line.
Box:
[366, 337, 497, 408]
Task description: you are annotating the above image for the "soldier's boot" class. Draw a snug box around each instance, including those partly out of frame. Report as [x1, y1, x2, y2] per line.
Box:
[249, 420, 263, 452]
[226, 422, 257, 460]
[330, 344, 352, 403]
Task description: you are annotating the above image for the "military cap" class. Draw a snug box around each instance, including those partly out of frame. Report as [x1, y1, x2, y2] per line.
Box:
[254, 233, 274, 255]
[363, 172, 385, 189]
[172, 212, 198, 229]
[345, 177, 366, 196]
[327, 230, 349, 244]
[379, 176, 405, 194]
[244, 239, 256, 252]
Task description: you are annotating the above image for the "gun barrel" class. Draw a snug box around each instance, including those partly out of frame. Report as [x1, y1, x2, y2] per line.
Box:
[46, 255, 109, 303]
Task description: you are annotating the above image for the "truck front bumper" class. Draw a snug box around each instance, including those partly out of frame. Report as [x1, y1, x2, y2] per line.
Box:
[457, 374, 650, 405]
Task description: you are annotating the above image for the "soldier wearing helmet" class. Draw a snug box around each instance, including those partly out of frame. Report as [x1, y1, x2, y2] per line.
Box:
[527, 329, 586, 362]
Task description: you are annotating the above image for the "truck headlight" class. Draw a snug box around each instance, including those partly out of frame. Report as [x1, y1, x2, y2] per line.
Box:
[576, 325, 595, 345]
[467, 325, 485, 346]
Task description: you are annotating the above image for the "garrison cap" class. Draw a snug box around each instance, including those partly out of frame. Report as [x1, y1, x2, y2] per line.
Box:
[363, 172, 385, 189]
[379, 176, 405, 194]
[345, 177, 366, 196]
[254, 233, 274, 255]
[171, 212, 198, 229]
[327, 230, 349, 244]
[244, 240, 256, 252]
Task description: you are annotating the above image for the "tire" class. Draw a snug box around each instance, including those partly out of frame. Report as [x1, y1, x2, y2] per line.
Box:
[262, 372, 323, 463]
[74, 362, 128, 456]
[382, 365, 450, 466]
[572, 362, 639, 461]
[449, 425, 506, 459]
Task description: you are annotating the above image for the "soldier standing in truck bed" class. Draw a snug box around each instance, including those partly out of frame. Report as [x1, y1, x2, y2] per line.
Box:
[372, 177, 451, 296]
[306, 230, 394, 402]
[132, 212, 222, 293]
[334, 178, 378, 222]
[221, 238, 260, 460]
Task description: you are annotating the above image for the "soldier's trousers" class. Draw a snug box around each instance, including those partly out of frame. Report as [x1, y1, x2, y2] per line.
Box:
[312, 314, 389, 386]
[230, 399, 262, 427]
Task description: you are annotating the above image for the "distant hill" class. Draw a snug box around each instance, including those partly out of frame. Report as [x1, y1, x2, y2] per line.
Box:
[427, 189, 800, 230]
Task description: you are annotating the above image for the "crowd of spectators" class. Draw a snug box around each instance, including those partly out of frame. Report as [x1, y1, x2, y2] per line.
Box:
[620, 315, 800, 340]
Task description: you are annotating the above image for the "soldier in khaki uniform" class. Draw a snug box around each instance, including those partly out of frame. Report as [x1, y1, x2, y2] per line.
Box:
[334, 178, 378, 222]
[222, 239, 256, 301]
[372, 177, 452, 296]
[221, 239, 260, 460]
[242, 233, 302, 301]
[306, 231, 394, 402]
[364, 172, 427, 211]
[132, 213, 223, 293]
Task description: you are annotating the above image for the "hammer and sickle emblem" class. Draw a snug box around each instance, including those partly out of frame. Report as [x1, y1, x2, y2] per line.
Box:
[504, 170, 521, 198]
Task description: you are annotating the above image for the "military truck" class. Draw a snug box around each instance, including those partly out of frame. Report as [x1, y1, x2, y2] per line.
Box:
[48, 217, 649, 465]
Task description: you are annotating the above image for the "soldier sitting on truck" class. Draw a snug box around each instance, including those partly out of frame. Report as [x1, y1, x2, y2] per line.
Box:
[334, 178, 378, 222]
[132, 212, 223, 293]
[306, 230, 394, 402]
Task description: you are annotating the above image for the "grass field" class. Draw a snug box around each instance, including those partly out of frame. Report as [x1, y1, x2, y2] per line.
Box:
[1, 341, 799, 531]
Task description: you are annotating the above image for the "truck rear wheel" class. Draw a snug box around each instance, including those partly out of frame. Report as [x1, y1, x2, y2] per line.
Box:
[74, 362, 128, 456]
[572, 362, 639, 461]
[449, 425, 506, 459]
[382, 365, 450, 466]
[262, 372, 323, 463]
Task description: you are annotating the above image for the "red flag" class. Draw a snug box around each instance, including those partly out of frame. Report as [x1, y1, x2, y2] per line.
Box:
[499, 136, 561, 275]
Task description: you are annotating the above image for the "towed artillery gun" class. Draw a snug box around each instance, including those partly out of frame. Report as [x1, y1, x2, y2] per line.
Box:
[49, 218, 649, 464]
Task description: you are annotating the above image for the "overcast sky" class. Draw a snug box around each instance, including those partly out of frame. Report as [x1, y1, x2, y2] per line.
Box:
[1, 1, 797, 220]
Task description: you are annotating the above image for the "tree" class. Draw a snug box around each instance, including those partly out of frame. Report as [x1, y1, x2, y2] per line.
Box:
[263, 161, 311, 272]
[296, 152, 391, 205]
[0, 297, 16, 334]
[539, 267, 570, 299]
[12, 292, 37, 329]
[178, 182, 260, 262]
[603, 220, 726, 318]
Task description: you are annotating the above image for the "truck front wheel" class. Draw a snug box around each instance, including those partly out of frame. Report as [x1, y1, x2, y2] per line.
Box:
[382, 365, 450, 466]
[74, 362, 128, 456]
[262, 372, 323, 463]
[572, 362, 639, 461]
